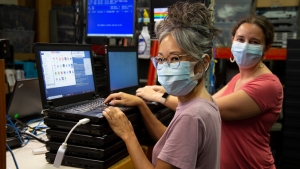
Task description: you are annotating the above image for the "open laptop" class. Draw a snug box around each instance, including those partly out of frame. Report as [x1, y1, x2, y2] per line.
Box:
[105, 45, 140, 95]
[7, 78, 43, 121]
[105, 45, 159, 107]
[34, 43, 137, 124]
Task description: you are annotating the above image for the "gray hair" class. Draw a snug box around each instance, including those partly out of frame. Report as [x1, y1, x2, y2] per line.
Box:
[155, 1, 221, 60]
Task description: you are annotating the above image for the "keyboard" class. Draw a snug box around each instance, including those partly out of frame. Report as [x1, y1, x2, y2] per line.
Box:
[59, 98, 107, 113]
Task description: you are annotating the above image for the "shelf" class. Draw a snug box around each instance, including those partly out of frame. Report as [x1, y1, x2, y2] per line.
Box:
[215, 47, 286, 60]
[14, 53, 35, 61]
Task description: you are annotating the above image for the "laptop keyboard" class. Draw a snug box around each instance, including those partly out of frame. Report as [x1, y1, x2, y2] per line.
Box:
[60, 98, 107, 113]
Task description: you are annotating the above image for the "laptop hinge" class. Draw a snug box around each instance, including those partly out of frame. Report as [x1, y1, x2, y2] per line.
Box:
[93, 94, 99, 99]
[47, 101, 55, 109]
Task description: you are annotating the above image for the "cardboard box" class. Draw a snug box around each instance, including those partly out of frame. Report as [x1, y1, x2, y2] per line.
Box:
[108, 146, 148, 169]
[257, 0, 299, 7]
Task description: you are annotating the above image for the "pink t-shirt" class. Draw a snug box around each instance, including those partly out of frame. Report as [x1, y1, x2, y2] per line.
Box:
[220, 73, 283, 169]
[152, 98, 221, 169]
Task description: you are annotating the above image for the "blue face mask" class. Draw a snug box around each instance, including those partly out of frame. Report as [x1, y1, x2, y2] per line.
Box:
[157, 61, 202, 96]
[231, 41, 264, 69]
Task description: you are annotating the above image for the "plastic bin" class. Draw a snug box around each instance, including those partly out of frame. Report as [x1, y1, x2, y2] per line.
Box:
[14, 61, 38, 78]
[0, 29, 35, 53]
[57, 27, 75, 43]
[256, 7, 298, 19]
[214, 0, 252, 22]
[214, 22, 236, 47]
[0, 4, 35, 30]
[52, 6, 75, 28]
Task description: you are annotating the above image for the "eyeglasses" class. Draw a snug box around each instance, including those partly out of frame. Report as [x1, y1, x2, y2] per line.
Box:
[151, 54, 189, 70]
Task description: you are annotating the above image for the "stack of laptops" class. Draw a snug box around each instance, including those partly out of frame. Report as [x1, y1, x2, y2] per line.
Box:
[34, 43, 146, 168]
[34, 43, 174, 168]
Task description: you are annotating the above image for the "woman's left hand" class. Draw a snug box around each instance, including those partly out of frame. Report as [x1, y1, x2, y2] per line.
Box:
[136, 86, 163, 103]
[102, 106, 134, 140]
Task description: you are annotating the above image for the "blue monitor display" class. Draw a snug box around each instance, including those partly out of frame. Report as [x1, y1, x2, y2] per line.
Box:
[86, 0, 136, 38]
[108, 51, 138, 91]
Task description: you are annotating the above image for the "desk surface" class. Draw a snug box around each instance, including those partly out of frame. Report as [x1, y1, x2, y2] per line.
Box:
[6, 140, 79, 169]
[6, 120, 80, 169]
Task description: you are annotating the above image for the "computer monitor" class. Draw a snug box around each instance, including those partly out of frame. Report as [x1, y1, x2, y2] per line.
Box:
[86, 0, 136, 38]
[150, 0, 205, 35]
[153, 7, 168, 22]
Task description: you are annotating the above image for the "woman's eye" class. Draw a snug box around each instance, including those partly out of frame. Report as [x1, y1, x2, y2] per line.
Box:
[169, 56, 179, 61]
[250, 41, 259, 44]
[236, 38, 244, 42]
[156, 58, 163, 62]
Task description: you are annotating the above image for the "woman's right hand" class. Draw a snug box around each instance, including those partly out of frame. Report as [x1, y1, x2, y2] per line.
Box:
[136, 85, 165, 102]
[102, 106, 134, 141]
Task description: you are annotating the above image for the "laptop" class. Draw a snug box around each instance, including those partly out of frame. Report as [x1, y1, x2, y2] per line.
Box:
[34, 43, 137, 124]
[105, 45, 140, 95]
[7, 78, 43, 121]
[105, 45, 160, 107]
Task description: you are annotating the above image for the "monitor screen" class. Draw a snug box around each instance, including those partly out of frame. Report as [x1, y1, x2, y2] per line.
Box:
[86, 0, 136, 38]
[106, 46, 139, 94]
[150, 0, 204, 35]
[153, 8, 168, 22]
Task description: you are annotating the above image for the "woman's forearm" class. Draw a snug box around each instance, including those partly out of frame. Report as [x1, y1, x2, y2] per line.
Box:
[138, 102, 167, 142]
[123, 133, 155, 169]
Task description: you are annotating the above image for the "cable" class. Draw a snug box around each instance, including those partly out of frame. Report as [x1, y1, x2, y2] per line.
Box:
[6, 143, 19, 169]
[18, 131, 47, 144]
[31, 119, 43, 135]
[53, 118, 90, 168]
[6, 116, 24, 145]
[14, 118, 47, 134]
[7, 116, 48, 146]
[26, 118, 44, 125]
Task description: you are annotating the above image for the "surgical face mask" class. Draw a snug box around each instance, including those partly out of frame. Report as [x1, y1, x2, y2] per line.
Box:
[231, 41, 264, 69]
[157, 61, 202, 96]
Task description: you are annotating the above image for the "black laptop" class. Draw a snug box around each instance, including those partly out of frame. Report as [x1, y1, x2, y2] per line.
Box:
[34, 43, 136, 124]
[105, 45, 140, 95]
[7, 78, 43, 121]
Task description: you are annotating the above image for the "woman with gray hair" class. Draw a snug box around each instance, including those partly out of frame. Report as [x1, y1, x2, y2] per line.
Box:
[138, 12, 282, 169]
[102, 1, 222, 169]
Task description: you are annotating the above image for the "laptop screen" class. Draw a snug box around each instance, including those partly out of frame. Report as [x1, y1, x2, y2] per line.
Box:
[34, 43, 98, 108]
[7, 78, 43, 120]
[39, 51, 95, 100]
[106, 46, 139, 94]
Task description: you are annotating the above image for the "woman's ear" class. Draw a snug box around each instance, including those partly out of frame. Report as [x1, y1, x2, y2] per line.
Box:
[264, 44, 272, 54]
[202, 54, 211, 71]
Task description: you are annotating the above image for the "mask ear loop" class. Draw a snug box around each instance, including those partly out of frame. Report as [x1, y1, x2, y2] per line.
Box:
[201, 54, 210, 72]
[191, 54, 206, 80]
[230, 54, 235, 63]
[260, 55, 266, 68]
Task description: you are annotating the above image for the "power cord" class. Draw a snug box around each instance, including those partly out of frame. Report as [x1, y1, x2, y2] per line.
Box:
[53, 118, 90, 168]
[18, 130, 47, 144]
[6, 116, 25, 145]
